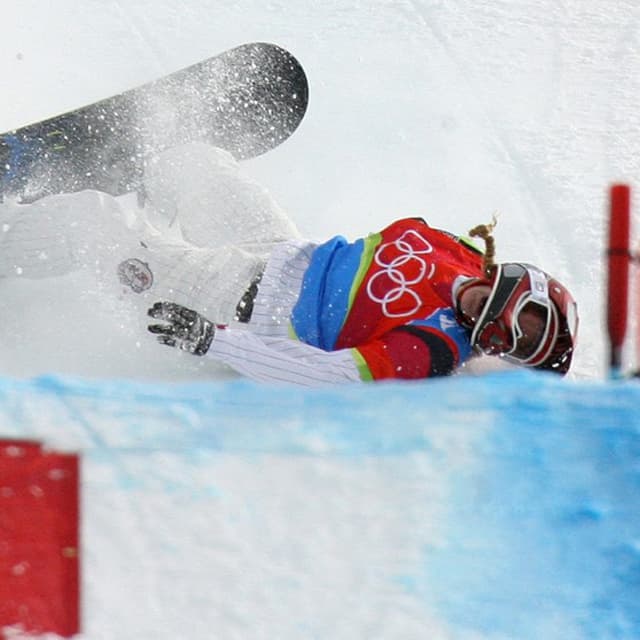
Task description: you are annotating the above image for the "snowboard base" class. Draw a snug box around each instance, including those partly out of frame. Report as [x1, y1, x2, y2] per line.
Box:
[0, 42, 308, 202]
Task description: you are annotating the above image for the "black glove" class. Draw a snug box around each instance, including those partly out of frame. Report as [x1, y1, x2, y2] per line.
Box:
[147, 301, 215, 356]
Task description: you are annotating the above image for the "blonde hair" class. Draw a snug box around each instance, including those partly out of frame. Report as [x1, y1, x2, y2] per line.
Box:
[468, 214, 498, 276]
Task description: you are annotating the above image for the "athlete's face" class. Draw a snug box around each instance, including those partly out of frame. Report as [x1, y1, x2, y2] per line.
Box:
[457, 279, 549, 358]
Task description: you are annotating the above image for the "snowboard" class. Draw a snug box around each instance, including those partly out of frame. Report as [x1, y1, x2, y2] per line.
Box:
[0, 42, 308, 202]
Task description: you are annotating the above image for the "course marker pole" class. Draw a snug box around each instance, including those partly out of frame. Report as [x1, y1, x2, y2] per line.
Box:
[607, 183, 631, 379]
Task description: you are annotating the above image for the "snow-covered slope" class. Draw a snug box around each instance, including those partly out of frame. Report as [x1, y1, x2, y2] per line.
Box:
[1, 3, 639, 639]
[2, 0, 639, 378]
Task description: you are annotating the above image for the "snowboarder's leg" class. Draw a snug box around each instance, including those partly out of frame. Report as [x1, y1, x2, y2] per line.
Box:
[0, 190, 139, 281]
[115, 240, 269, 325]
[142, 143, 300, 248]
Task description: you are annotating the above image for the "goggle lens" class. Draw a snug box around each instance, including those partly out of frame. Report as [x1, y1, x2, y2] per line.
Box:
[475, 299, 550, 360]
[476, 320, 513, 355]
[511, 301, 549, 359]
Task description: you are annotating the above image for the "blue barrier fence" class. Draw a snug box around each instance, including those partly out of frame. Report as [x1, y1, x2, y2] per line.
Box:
[0, 371, 638, 639]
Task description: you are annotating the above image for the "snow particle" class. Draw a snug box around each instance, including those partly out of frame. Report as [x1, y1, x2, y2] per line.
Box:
[29, 485, 44, 498]
[4, 445, 25, 457]
[48, 468, 67, 481]
[12, 562, 30, 576]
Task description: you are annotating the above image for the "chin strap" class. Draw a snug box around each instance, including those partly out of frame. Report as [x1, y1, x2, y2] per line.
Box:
[468, 214, 498, 277]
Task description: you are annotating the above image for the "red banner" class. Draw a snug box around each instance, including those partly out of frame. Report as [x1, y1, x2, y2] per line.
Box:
[0, 440, 80, 638]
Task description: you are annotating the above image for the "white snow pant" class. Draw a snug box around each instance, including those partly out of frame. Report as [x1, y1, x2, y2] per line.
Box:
[0, 143, 300, 323]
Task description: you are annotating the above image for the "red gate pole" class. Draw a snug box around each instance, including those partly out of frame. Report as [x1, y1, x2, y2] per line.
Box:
[607, 184, 631, 379]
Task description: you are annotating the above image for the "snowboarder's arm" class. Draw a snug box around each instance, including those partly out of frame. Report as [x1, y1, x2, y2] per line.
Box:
[146, 300, 361, 385]
[209, 327, 362, 386]
[352, 325, 461, 380]
[210, 323, 463, 385]
[147, 302, 467, 385]
[349, 308, 473, 380]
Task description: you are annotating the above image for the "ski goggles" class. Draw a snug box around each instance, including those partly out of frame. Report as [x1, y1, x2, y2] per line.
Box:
[470, 264, 559, 366]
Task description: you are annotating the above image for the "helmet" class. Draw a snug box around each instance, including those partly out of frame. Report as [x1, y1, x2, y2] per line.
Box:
[466, 263, 579, 374]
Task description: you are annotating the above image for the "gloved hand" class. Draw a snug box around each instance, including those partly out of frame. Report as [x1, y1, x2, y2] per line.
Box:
[147, 301, 215, 356]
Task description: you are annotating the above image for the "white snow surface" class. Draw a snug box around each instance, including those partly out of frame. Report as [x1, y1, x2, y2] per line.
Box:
[1, 0, 639, 379]
[1, 3, 640, 640]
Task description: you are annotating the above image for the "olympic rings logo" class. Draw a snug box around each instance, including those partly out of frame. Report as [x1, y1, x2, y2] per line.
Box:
[366, 230, 435, 318]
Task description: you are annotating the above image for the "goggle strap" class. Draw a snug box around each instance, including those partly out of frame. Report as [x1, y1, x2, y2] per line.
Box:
[470, 263, 524, 345]
[526, 267, 550, 306]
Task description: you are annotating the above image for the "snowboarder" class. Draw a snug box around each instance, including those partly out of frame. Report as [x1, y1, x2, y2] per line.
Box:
[144, 148, 579, 385]
[0, 142, 578, 384]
